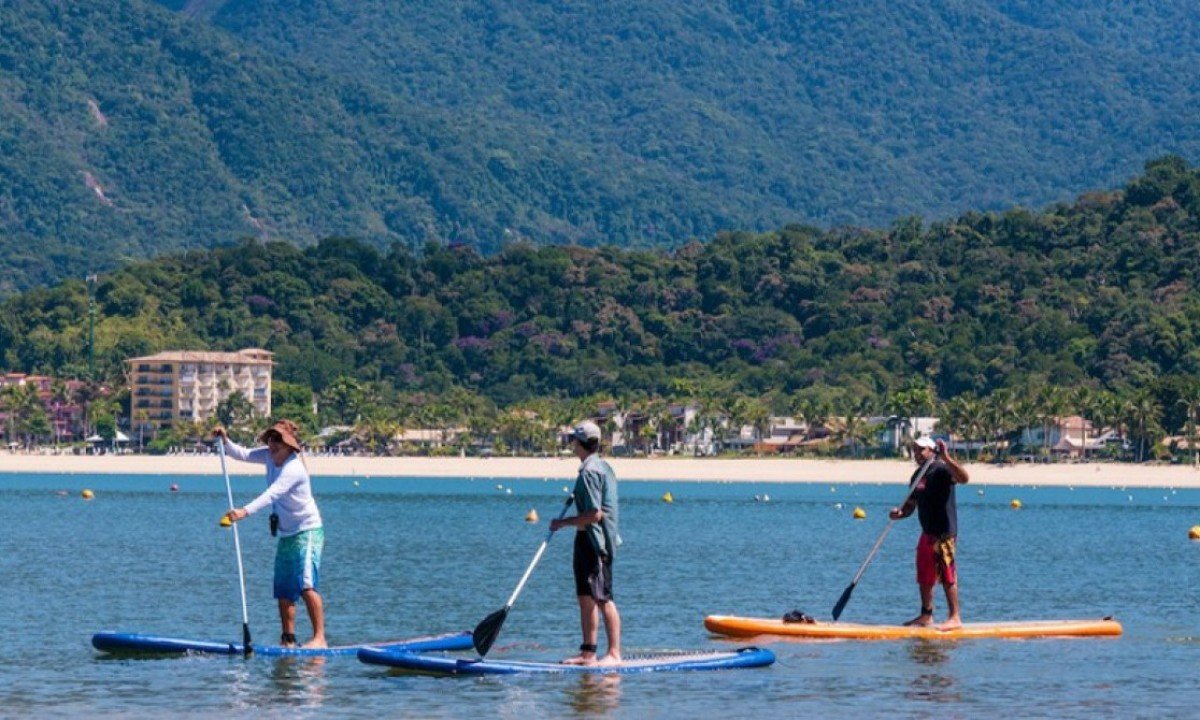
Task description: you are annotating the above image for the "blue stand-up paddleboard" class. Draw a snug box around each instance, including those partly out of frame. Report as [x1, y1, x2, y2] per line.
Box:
[357, 646, 775, 674]
[92, 630, 473, 657]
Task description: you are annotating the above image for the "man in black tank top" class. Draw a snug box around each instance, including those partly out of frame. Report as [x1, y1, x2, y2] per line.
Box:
[889, 436, 970, 629]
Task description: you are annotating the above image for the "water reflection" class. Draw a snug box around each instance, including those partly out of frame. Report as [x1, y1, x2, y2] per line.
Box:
[904, 641, 962, 704]
[564, 673, 621, 716]
[907, 640, 951, 666]
[225, 658, 257, 712]
[269, 656, 328, 707]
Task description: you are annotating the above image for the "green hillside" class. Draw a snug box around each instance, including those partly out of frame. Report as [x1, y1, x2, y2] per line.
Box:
[180, 0, 1200, 229]
[3, 159, 1199, 442]
[0, 0, 753, 293]
[6, 1, 1200, 296]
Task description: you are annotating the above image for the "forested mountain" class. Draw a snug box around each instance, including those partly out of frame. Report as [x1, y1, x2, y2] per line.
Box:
[0, 0, 753, 293]
[170, 0, 1200, 233]
[5, 1, 1200, 296]
[3, 158, 1200, 437]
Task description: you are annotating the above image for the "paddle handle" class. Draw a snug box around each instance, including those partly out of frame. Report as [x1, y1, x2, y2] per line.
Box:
[502, 496, 574, 609]
[850, 455, 934, 582]
[218, 439, 253, 654]
[832, 455, 937, 620]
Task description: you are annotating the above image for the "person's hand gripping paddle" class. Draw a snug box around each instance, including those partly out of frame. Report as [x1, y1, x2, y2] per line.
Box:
[472, 496, 574, 657]
[831, 454, 937, 621]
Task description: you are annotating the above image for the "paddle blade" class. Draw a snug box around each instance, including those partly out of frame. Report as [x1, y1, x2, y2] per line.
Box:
[831, 582, 856, 621]
[242, 623, 253, 658]
[472, 607, 509, 657]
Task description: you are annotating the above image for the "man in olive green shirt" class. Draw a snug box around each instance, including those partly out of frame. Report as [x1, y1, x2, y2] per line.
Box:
[551, 420, 622, 666]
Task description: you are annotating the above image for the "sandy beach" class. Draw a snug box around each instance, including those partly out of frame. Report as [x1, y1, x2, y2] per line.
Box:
[1, 451, 1197, 488]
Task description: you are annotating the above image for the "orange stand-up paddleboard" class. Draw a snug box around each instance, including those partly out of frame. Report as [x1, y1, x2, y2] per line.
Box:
[704, 615, 1123, 641]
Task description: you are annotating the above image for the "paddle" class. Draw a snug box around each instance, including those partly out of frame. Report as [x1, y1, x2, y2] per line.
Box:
[217, 437, 254, 657]
[472, 495, 575, 657]
[831, 454, 937, 621]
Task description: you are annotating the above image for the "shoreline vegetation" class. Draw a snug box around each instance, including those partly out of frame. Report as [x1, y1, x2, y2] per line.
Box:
[5, 163, 1200, 469]
[2, 452, 1197, 488]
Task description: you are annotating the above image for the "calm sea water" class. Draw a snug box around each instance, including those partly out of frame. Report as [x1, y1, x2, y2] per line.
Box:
[1, 469, 1197, 718]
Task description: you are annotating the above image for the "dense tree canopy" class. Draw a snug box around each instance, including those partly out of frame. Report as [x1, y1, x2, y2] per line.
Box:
[3, 159, 1200, 447]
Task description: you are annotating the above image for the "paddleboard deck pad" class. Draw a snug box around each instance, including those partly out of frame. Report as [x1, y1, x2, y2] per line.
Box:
[92, 630, 473, 657]
[357, 646, 775, 674]
[704, 615, 1123, 640]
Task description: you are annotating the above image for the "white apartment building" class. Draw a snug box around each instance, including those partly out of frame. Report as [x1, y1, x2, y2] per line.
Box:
[128, 349, 273, 432]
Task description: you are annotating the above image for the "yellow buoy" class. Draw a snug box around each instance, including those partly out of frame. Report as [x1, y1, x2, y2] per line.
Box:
[662, 492, 674, 503]
[1188, 525, 1200, 540]
[81, 489, 95, 500]
[1011, 499, 1022, 509]
[219, 515, 232, 528]
[853, 507, 866, 520]
[525, 509, 539, 523]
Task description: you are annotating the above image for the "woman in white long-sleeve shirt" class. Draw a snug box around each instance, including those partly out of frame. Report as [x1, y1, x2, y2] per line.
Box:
[215, 420, 327, 649]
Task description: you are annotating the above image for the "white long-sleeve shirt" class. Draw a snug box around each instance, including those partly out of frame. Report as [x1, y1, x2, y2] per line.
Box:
[223, 438, 322, 536]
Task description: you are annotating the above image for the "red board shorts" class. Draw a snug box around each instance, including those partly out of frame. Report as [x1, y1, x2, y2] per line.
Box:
[916, 533, 957, 586]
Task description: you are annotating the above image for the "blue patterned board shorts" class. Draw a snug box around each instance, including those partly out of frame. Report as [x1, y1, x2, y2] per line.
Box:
[274, 527, 324, 602]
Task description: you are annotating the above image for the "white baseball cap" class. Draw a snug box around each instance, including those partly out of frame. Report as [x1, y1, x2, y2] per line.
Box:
[913, 437, 937, 450]
[568, 420, 602, 443]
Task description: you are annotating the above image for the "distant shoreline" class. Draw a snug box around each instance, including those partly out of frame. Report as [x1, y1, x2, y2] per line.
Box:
[1, 452, 1197, 488]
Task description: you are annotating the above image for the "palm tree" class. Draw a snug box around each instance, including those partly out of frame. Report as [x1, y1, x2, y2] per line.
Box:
[837, 411, 873, 458]
[1071, 386, 1094, 461]
[940, 394, 978, 461]
[1, 384, 43, 449]
[888, 382, 935, 449]
[1038, 386, 1070, 459]
[355, 414, 401, 456]
[71, 380, 104, 439]
[884, 414, 911, 454]
[1124, 389, 1162, 462]
[980, 388, 1018, 459]
[1012, 391, 1043, 459]
[1086, 389, 1119, 458]
[1178, 390, 1200, 467]
[49, 379, 72, 445]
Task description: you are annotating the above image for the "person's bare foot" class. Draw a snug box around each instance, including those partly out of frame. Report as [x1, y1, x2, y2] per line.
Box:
[593, 653, 622, 667]
[561, 653, 596, 665]
[903, 614, 934, 627]
[302, 636, 328, 649]
[936, 617, 963, 631]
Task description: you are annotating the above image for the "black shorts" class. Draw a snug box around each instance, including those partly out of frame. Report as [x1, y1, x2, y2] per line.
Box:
[573, 531, 613, 602]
